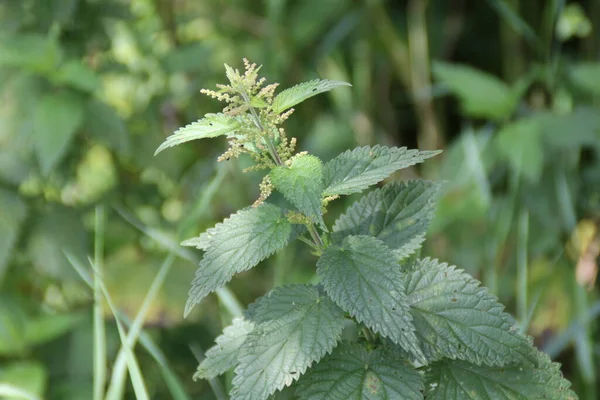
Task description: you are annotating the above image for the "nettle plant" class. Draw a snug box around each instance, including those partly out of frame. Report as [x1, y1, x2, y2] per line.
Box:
[155, 60, 576, 400]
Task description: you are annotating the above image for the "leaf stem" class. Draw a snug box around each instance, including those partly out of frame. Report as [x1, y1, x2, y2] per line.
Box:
[307, 223, 323, 249]
[362, 327, 375, 342]
[240, 91, 284, 166]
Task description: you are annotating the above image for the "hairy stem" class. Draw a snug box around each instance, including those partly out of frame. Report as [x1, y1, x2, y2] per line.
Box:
[240, 91, 284, 166]
[307, 223, 324, 249]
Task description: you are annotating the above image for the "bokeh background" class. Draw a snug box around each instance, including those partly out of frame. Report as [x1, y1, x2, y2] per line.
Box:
[1, 0, 599, 398]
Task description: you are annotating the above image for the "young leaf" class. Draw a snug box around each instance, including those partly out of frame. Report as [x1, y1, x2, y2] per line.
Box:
[295, 342, 424, 400]
[231, 284, 345, 400]
[322, 146, 441, 197]
[570, 62, 600, 96]
[405, 258, 536, 366]
[425, 351, 576, 400]
[272, 79, 351, 113]
[432, 61, 515, 120]
[34, 92, 85, 175]
[195, 317, 254, 380]
[270, 154, 326, 229]
[185, 204, 292, 317]
[332, 180, 440, 260]
[316, 235, 424, 361]
[154, 113, 240, 155]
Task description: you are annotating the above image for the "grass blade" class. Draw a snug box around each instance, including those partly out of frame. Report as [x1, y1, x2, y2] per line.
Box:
[0, 384, 41, 400]
[516, 209, 529, 333]
[93, 205, 107, 400]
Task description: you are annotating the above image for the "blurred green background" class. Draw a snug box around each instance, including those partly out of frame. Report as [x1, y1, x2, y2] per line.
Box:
[1, 0, 599, 398]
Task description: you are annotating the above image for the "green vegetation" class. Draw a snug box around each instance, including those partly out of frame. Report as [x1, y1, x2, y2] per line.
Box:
[0, 0, 598, 399]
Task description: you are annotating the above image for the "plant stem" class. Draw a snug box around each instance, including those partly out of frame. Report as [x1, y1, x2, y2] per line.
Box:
[362, 327, 375, 342]
[307, 223, 324, 249]
[240, 91, 284, 166]
[93, 205, 106, 400]
[516, 208, 529, 333]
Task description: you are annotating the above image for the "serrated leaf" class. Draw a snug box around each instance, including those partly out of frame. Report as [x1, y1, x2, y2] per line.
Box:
[405, 258, 536, 366]
[185, 204, 292, 317]
[332, 181, 440, 260]
[195, 317, 254, 380]
[270, 154, 326, 229]
[272, 79, 351, 113]
[425, 351, 576, 400]
[317, 235, 424, 361]
[433, 61, 515, 120]
[154, 113, 240, 155]
[34, 92, 85, 175]
[231, 284, 345, 400]
[296, 342, 424, 400]
[322, 146, 441, 197]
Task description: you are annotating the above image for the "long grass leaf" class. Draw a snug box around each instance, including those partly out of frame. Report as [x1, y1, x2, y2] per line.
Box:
[93, 205, 107, 400]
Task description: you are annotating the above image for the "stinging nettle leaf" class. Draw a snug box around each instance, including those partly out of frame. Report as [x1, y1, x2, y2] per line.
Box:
[316, 235, 424, 362]
[184, 204, 292, 317]
[295, 342, 424, 400]
[322, 146, 441, 197]
[272, 79, 351, 114]
[154, 113, 240, 155]
[425, 351, 576, 400]
[332, 180, 441, 260]
[270, 154, 326, 230]
[231, 284, 345, 400]
[195, 317, 254, 380]
[405, 258, 536, 366]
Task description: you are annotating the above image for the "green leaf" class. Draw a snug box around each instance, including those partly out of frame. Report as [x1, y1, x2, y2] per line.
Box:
[231, 284, 345, 400]
[332, 181, 440, 260]
[270, 154, 326, 229]
[296, 342, 423, 400]
[0, 189, 27, 283]
[405, 258, 536, 366]
[85, 99, 130, 155]
[51, 59, 101, 92]
[539, 107, 600, 151]
[33, 92, 85, 175]
[425, 351, 576, 400]
[494, 116, 543, 182]
[195, 317, 254, 380]
[154, 113, 240, 155]
[433, 61, 515, 120]
[322, 146, 441, 197]
[0, 34, 62, 73]
[272, 79, 351, 113]
[570, 62, 600, 96]
[317, 236, 424, 361]
[0, 361, 47, 398]
[185, 204, 292, 317]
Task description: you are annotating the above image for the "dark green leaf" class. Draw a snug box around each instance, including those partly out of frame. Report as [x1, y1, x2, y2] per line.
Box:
[33, 91, 85, 175]
[332, 181, 440, 260]
[317, 235, 424, 361]
[231, 285, 345, 400]
[185, 204, 292, 316]
[296, 342, 423, 400]
[494, 116, 543, 182]
[425, 351, 576, 399]
[405, 258, 536, 366]
[270, 154, 326, 229]
[570, 62, 600, 96]
[272, 79, 351, 113]
[322, 146, 441, 197]
[0, 188, 27, 282]
[195, 317, 254, 380]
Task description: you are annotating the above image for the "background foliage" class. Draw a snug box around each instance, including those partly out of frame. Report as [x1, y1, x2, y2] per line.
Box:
[0, 0, 599, 398]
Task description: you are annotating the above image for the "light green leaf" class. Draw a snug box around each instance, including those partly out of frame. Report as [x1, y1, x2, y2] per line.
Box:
[405, 258, 536, 366]
[0, 189, 27, 282]
[51, 59, 101, 92]
[494, 116, 543, 182]
[195, 317, 254, 380]
[332, 181, 440, 260]
[0, 34, 61, 72]
[33, 92, 85, 175]
[570, 62, 600, 96]
[231, 284, 345, 400]
[185, 204, 292, 317]
[433, 61, 515, 120]
[0, 361, 47, 399]
[425, 351, 576, 400]
[272, 79, 351, 113]
[154, 113, 240, 155]
[322, 146, 441, 197]
[296, 342, 423, 400]
[270, 154, 325, 229]
[317, 235, 424, 361]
